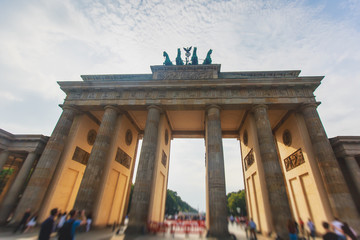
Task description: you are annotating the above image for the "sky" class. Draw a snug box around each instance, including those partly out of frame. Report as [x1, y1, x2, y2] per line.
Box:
[1, 0, 360, 212]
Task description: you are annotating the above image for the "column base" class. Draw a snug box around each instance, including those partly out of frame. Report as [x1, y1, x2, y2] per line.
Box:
[124, 224, 147, 236]
[206, 230, 235, 240]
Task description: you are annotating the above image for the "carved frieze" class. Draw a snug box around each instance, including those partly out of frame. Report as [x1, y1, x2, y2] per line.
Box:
[67, 87, 313, 102]
[244, 149, 255, 171]
[115, 147, 131, 169]
[283, 148, 305, 172]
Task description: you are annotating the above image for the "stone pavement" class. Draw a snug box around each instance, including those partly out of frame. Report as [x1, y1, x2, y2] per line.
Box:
[0, 223, 269, 240]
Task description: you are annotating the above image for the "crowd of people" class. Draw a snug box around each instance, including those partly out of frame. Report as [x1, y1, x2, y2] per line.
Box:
[13, 208, 91, 240]
[228, 215, 358, 240]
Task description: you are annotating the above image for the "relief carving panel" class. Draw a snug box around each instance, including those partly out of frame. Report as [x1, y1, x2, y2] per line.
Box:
[244, 149, 255, 171]
[283, 148, 305, 172]
[115, 147, 131, 169]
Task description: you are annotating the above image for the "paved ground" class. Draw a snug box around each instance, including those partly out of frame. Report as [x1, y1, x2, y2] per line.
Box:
[0, 223, 263, 240]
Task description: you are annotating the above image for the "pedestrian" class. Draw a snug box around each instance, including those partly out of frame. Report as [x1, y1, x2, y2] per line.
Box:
[249, 218, 257, 240]
[331, 218, 346, 240]
[13, 208, 31, 233]
[307, 218, 316, 240]
[288, 219, 298, 240]
[299, 218, 305, 237]
[38, 208, 58, 240]
[341, 222, 358, 240]
[57, 211, 67, 230]
[86, 213, 92, 232]
[322, 222, 338, 240]
[245, 217, 249, 239]
[58, 209, 86, 240]
[23, 213, 37, 233]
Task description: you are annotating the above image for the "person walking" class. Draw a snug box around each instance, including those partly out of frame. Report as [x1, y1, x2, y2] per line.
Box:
[341, 222, 358, 240]
[38, 208, 58, 240]
[249, 218, 257, 240]
[57, 211, 67, 230]
[322, 222, 338, 240]
[58, 209, 86, 240]
[307, 218, 316, 240]
[331, 218, 346, 240]
[288, 219, 298, 240]
[13, 208, 31, 233]
[23, 213, 37, 233]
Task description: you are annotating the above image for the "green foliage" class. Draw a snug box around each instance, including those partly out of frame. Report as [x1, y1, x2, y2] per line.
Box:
[165, 189, 197, 215]
[227, 189, 247, 216]
[127, 185, 197, 216]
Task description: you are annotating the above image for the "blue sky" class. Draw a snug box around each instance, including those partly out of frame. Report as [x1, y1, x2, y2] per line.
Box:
[1, 0, 360, 212]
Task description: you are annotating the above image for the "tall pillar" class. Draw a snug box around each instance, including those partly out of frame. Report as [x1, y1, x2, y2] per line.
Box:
[12, 106, 77, 223]
[0, 150, 10, 170]
[252, 105, 292, 239]
[74, 105, 119, 214]
[344, 156, 360, 197]
[301, 103, 360, 230]
[205, 105, 229, 238]
[125, 105, 161, 234]
[0, 152, 38, 223]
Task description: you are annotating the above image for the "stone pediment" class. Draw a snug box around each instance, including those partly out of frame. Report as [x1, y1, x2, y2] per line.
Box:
[150, 64, 221, 80]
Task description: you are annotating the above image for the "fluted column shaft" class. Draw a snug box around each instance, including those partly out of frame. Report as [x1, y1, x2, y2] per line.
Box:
[205, 105, 229, 238]
[301, 104, 360, 231]
[74, 106, 119, 212]
[0, 151, 10, 170]
[344, 156, 360, 197]
[126, 106, 161, 234]
[0, 152, 38, 223]
[12, 106, 76, 223]
[252, 105, 292, 239]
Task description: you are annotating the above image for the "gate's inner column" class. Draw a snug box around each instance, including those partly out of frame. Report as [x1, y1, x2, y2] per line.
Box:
[205, 105, 230, 238]
[126, 105, 171, 234]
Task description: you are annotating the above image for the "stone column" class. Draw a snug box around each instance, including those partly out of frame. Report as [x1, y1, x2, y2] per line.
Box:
[0, 150, 10, 170]
[205, 105, 230, 238]
[252, 105, 292, 239]
[12, 106, 77, 223]
[125, 106, 161, 235]
[301, 103, 360, 230]
[344, 156, 360, 197]
[0, 152, 38, 223]
[74, 105, 119, 213]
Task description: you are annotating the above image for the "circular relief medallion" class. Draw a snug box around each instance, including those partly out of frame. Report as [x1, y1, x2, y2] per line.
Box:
[243, 130, 248, 146]
[125, 129, 133, 146]
[165, 129, 169, 145]
[283, 129, 292, 146]
[87, 129, 97, 146]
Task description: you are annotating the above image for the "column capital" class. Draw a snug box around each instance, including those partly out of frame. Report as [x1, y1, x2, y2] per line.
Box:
[61, 104, 77, 111]
[147, 105, 163, 113]
[251, 104, 268, 113]
[299, 102, 320, 112]
[206, 104, 221, 111]
[104, 105, 122, 114]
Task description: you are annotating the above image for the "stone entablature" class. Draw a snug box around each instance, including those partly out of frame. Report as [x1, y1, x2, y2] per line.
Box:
[330, 136, 360, 157]
[60, 65, 322, 109]
[0, 129, 49, 153]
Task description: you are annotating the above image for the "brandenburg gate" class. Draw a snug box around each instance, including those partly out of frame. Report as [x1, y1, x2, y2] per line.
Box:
[8, 63, 360, 238]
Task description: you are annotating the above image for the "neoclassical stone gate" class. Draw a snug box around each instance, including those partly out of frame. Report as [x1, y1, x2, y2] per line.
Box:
[10, 64, 360, 238]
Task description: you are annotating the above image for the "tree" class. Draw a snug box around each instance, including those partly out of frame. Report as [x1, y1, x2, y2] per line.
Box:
[127, 186, 197, 216]
[165, 189, 197, 215]
[227, 190, 247, 216]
